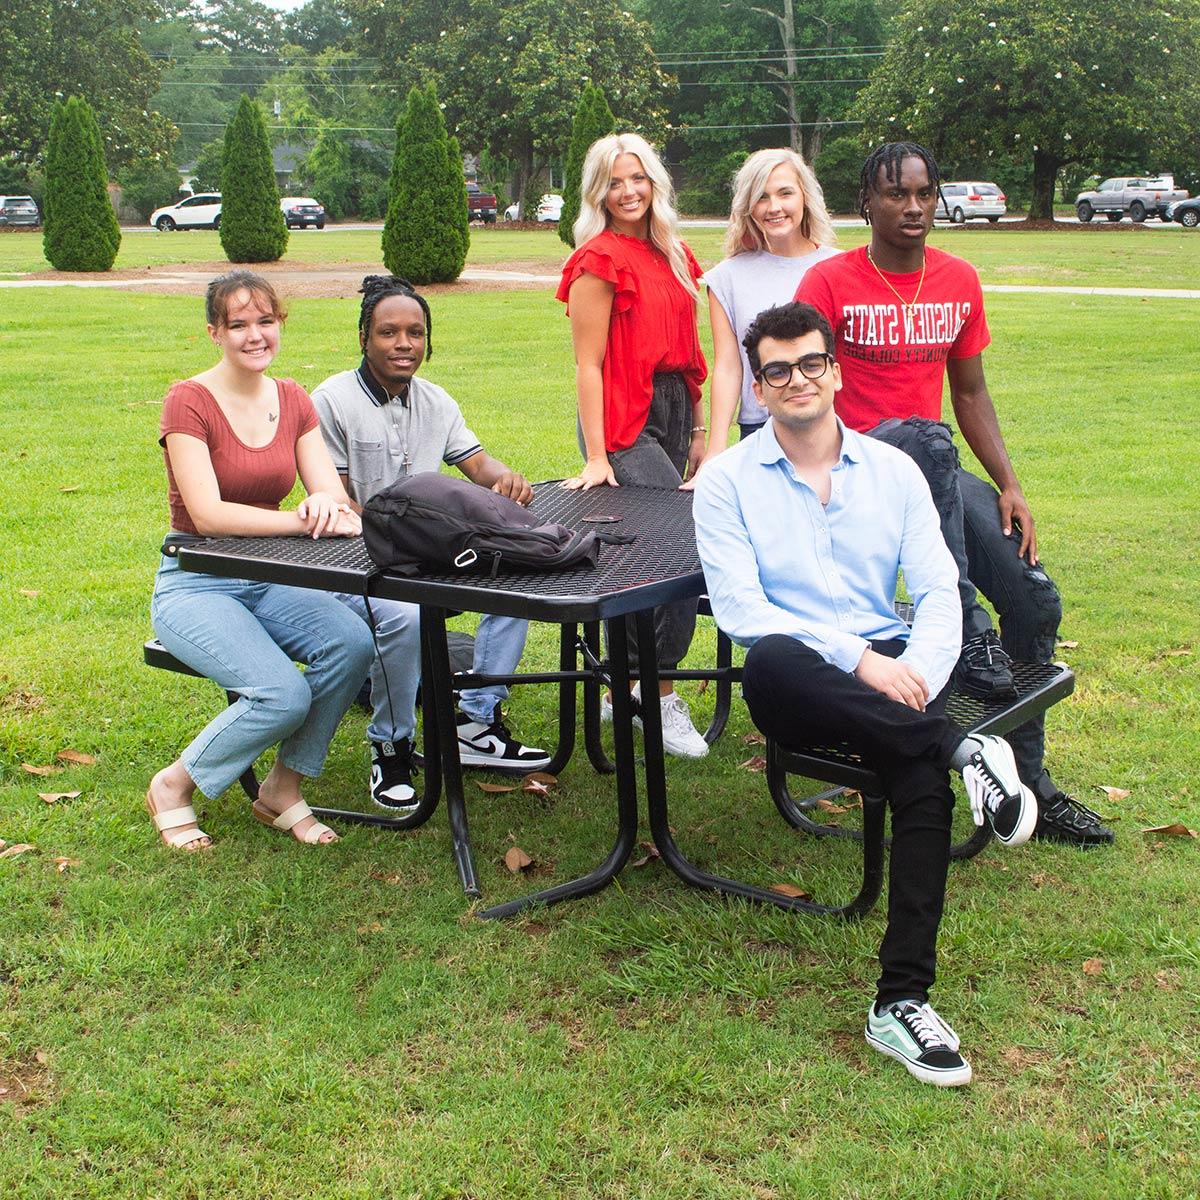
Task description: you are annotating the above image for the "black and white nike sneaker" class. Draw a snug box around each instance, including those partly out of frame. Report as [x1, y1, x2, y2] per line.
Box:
[369, 738, 418, 812]
[455, 705, 551, 772]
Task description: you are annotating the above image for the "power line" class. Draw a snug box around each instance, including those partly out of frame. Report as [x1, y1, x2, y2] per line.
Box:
[660, 50, 886, 67]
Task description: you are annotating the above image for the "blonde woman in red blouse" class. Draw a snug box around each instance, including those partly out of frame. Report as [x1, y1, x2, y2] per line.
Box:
[147, 271, 374, 851]
[556, 133, 709, 757]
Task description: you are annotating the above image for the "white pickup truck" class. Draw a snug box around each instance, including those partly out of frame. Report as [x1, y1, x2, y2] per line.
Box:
[1075, 176, 1188, 223]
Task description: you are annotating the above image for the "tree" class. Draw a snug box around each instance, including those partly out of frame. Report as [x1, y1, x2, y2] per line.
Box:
[855, 0, 1200, 220]
[559, 85, 616, 246]
[42, 97, 121, 272]
[1, 0, 173, 174]
[301, 126, 353, 218]
[192, 139, 225, 192]
[219, 94, 288, 262]
[117, 156, 185, 218]
[349, 0, 671, 208]
[282, 0, 353, 52]
[387, 84, 468, 280]
[382, 84, 468, 284]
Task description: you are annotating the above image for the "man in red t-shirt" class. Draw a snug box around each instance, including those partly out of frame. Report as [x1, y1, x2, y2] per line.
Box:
[796, 143, 1111, 847]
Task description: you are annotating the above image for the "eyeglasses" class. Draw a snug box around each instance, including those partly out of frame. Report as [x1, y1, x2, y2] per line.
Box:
[756, 353, 834, 387]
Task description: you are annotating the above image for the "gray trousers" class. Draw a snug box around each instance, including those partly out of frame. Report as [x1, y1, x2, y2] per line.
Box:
[582, 372, 698, 672]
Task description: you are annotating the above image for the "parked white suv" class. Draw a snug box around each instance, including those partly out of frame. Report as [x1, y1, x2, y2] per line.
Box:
[149, 193, 222, 231]
[937, 182, 1006, 223]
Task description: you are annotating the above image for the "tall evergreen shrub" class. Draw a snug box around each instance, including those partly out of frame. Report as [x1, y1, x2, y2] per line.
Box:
[219, 95, 288, 263]
[42, 97, 121, 272]
[382, 84, 468, 284]
[559, 86, 615, 248]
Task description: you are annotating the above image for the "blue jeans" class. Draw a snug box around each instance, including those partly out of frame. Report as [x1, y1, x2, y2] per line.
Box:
[868, 418, 1063, 794]
[151, 555, 375, 799]
[336, 592, 531, 742]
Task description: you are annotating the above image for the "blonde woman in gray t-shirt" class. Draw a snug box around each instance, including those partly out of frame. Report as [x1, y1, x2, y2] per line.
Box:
[686, 149, 839, 487]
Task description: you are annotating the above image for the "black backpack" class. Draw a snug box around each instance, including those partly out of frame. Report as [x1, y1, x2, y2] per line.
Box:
[362, 474, 607, 577]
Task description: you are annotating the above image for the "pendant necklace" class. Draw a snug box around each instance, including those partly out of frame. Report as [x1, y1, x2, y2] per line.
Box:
[866, 248, 926, 314]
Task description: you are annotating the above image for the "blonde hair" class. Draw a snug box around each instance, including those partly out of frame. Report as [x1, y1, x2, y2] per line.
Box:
[722, 148, 836, 258]
[574, 133, 697, 298]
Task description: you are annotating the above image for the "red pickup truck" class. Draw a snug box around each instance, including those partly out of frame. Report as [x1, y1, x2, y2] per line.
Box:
[465, 181, 498, 224]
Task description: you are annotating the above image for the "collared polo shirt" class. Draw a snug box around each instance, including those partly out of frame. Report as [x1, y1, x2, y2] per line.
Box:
[693, 417, 960, 696]
[311, 361, 482, 506]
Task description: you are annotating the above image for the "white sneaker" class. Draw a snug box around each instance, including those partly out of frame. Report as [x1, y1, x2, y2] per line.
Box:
[600, 683, 641, 727]
[658, 691, 709, 759]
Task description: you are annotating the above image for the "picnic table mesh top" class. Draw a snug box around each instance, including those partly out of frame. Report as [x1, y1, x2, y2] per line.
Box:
[182, 482, 703, 600]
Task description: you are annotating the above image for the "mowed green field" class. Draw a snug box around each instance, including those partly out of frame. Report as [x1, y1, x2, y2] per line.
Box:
[1, 270, 1198, 1198]
[2, 221, 1200, 289]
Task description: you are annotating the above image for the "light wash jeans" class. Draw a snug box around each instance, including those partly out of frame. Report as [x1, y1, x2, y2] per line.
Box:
[151, 554, 375, 798]
[336, 592, 531, 742]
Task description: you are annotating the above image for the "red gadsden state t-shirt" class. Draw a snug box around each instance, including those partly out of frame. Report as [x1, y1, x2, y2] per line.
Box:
[795, 245, 990, 432]
[159, 377, 319, 535]
[556, 230, 708, 453]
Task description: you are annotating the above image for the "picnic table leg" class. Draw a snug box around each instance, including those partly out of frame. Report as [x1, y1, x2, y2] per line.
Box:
[542, 623, 580, 776]
[421, 604, 480, 899]
[640, 608, 881, 919]
[476, 615, 640, 920]
[581, 620, 616, 775]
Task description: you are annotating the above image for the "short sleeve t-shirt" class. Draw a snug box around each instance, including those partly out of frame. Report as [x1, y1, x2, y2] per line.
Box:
[796, 245, 990, 432]
[703, 245, 840, 426]
[311, 365, 482, 507]
[556, 229, 708, 453]
[158, 377, 318, 535]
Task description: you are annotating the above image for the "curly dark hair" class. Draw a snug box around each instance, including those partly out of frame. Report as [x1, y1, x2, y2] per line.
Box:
[857, 142, 943, 223]
[742, 302, 834, 375]
[357, 274, 433, 361]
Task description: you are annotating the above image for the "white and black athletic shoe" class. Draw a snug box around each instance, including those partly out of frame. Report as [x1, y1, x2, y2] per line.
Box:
[866, 999, 972, 1087]
[456, 705, 551, 771]
[370, 738, 418, 812]
[961, 733, 1038, 847]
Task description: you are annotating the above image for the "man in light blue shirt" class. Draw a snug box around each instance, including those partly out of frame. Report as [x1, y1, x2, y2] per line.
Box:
[693, 301, 1037, 1088]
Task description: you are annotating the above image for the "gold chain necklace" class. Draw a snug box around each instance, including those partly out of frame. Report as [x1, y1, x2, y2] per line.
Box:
[866, 248, 926, 313]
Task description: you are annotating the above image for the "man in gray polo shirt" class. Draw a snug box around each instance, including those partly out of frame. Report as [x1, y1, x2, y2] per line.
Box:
[313, 275, 550, 810]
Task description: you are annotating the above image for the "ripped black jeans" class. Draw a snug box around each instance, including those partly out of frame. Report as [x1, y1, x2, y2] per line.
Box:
[870, 417, 1063, 796]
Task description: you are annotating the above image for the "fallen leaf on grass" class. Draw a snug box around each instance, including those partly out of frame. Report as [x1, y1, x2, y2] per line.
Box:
[52, 857, 81, 874]
[523, 772, 557, 787]
[740, 732, 766, 746]
[21, 764, 62, 777]
[1140, 823, 1197, 839]
[1082, 957, 1104, 977]
[55, 750, 96, 766]
[356, 921, 383, 934]
[1097, 785, 1130, 802]
[504, 846, 533, 873]
[34, 1052, 48, 1066]
[368, 868, 403, 885]
[630, 841, 661, 869]
[18, 590, 39, 599]
[38, 791, 81, 805]
[1155, 969, 1179, 991]
[59, 484, 81, 494]
[1057, 639, 1079, 649]
[522, 772, 557, 796]
[769, 882, 810, 900]
[739, 755, 767, 773]
[816, 797, 851, 815]
[0, 844, 36, 859]
[697, 678, 710, 695]
[476, 781, 518, 794]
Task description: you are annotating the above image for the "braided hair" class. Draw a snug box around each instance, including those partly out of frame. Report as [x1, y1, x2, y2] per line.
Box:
[358, 274, 433, 361]
[857, 142, 943, 223]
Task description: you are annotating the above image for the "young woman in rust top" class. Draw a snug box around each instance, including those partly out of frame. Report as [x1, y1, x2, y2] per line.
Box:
[556, 133, 709, 758]
[146, 271, 373, 851]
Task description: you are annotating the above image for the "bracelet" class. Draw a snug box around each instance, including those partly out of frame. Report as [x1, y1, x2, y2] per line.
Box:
[691, 425, 707, 435]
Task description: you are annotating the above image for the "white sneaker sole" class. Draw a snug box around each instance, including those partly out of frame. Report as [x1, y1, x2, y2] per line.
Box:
[865, 1028, 973, 1087]
[456, 744, 553, 772]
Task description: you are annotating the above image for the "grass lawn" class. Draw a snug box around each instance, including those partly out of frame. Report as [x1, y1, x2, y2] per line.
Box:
[1, 276, 1198, 1197]
[3, 222, 1200, 290]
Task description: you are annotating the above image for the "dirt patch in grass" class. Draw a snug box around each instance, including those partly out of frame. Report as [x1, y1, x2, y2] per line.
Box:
[0, 1056, 53, 1108]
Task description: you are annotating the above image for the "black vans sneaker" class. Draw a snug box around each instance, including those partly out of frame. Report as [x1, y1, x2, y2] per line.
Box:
[455, 705, 551, 772]
[954, 630, 1017, 701]
[866, 1000, 972, 1087]
[961, 734, 1038, 846]
[369, 738, 418, 812]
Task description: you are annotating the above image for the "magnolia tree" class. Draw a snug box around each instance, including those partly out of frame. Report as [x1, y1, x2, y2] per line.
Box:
[855, 0, 1200, 219]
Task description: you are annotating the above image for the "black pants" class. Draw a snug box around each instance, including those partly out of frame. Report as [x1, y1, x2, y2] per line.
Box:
[743, 635, 966, 1005]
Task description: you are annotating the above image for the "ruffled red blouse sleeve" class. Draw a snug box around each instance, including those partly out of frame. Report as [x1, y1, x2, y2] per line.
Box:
[556, 241, 639, 314]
